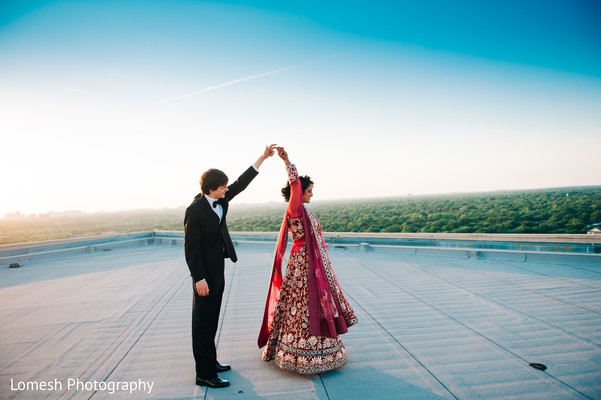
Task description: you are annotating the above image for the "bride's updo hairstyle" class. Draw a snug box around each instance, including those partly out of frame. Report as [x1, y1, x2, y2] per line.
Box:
[281, 175, 314, 202]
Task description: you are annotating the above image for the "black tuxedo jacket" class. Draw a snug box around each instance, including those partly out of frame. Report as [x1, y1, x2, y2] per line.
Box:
[184, 166, 258, 284]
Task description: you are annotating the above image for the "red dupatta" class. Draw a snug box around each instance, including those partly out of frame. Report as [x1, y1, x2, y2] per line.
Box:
[302, 205, 350, 338]
[258, 165, 350, 348]
[257, 212, 287, 348]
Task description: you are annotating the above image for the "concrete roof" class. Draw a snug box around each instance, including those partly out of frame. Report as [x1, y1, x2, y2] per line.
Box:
[1, 232, 600, 400]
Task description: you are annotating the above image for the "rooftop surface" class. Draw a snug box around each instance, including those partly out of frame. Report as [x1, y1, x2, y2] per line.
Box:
[1, 232, 600, 400]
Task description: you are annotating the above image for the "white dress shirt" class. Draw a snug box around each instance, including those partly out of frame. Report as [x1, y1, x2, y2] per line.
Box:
[204, 195, 223, 222]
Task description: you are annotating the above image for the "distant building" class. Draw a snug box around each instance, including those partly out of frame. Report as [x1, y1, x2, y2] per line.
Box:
[4, 211, 24, 220]
[588, 227, 601, 235]
[48, 210, 85, 218]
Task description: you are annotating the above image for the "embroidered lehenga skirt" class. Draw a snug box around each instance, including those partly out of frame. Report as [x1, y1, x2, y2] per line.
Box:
[262, 216, 357, 374]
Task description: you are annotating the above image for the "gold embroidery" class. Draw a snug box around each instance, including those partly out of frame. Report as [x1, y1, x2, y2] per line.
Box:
[262, 214, 358, 374]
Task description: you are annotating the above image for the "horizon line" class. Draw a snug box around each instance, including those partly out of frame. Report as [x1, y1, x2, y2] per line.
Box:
[3, 184, 600, 217]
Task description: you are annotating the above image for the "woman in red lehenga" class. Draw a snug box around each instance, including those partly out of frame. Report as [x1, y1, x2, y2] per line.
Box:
[258, 147, 358, 374]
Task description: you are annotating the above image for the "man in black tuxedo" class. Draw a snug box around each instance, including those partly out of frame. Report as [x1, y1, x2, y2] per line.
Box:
[184, 144, 276, 388]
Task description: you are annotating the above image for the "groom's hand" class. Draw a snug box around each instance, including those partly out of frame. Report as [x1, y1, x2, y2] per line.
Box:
[195, 280, 209, 296]
[254, 144, 277, 170]
[263, 144, 277, 159]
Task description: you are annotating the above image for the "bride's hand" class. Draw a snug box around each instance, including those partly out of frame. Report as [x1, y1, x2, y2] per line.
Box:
[277, 147, 290, 164]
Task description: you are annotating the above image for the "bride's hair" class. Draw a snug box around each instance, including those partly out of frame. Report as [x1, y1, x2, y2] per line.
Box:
[281, 175, 314, 202]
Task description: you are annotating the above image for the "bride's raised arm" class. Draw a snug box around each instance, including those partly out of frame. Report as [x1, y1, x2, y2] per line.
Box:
[277, 147, 302, 218]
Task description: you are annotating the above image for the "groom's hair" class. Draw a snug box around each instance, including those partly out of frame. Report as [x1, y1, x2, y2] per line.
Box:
[200, 169, 229, 194]
[281, 175, 314, 202]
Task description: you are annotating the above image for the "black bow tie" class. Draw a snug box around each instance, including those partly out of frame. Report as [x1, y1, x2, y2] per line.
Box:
[212, 201, 219, 208]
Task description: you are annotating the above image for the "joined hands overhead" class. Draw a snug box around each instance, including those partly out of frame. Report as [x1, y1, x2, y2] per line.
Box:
[254, 144, 278, 170]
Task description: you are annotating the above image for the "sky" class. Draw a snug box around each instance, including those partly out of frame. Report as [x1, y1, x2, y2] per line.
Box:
[1, 0, 600, 216]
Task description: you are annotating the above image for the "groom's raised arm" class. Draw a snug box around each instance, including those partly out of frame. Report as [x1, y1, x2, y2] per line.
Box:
[227, 144, 276, 201]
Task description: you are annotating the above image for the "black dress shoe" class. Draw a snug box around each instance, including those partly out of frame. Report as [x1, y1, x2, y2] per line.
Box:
[196, 376, 230, 388]
[216, 363, 231, 372]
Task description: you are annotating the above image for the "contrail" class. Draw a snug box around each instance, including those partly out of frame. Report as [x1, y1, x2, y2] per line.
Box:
[158, 53, 344, 104]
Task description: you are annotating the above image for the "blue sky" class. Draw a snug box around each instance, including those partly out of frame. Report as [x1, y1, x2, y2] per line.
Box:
[1, 0, 600, 215]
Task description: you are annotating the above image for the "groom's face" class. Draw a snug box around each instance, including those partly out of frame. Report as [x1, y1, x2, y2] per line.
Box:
[209, 185, 228, 199]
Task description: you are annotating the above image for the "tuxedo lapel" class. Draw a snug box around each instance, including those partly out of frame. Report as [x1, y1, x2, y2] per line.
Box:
[220, 200, 229, 222]
[199, 196, 220, 227]
[199, 195, 237, 261]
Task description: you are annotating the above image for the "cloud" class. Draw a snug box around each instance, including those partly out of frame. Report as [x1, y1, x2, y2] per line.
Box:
[158, 53, 344, 104]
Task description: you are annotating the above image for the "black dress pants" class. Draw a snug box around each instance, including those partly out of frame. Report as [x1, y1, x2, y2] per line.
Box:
[192, 273, 226, 379]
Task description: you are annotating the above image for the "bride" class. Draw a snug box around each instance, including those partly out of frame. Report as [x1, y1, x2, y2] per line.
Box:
[258, 147, 358, 374]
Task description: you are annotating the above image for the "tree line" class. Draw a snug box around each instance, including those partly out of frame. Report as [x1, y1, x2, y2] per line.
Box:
[1, 186, 599, 245]
[227, 186, 601, 234]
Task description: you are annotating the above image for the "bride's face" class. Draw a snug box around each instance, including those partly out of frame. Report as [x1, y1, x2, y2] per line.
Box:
[302, 184, 314, 203]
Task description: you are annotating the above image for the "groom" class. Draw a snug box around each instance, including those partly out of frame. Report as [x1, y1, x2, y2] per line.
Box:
[184, 144, 276, 388]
